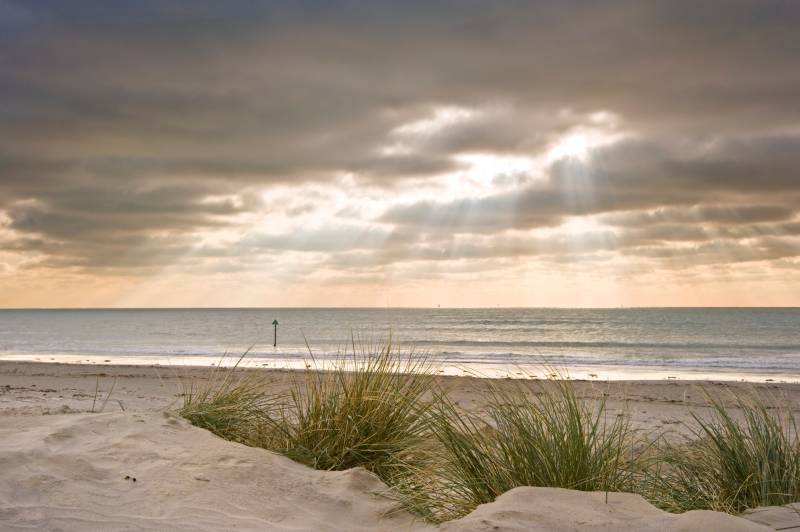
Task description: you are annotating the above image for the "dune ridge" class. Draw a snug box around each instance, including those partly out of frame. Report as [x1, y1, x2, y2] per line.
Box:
[2, 361, 797, 530]
[0, 410, 772, 531]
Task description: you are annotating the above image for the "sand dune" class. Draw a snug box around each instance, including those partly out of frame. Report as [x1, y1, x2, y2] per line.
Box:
[1, 361, 793, 530]
[0, 411, 425, 532]
[0, 410, 772, 532]
[438, 487, 770, 532]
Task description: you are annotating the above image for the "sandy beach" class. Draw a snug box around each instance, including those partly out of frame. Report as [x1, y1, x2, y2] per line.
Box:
[6, 1, 800, 529]
[2, 360, 799, 434]
[2, 360, 798, 531]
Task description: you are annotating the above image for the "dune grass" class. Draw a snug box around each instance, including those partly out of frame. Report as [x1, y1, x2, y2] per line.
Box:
[180, 351, 281, 446]
[259, 340, 437, 482]
[181, 340, 439, 489]
[645, 393, 800, 514]
[180, 375, 277, 446]
[180, 346, 800, 522]
[397, 376, 640, 522]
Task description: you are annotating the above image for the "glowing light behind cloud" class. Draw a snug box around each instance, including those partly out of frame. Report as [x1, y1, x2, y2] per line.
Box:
[2, 2, 800, 307]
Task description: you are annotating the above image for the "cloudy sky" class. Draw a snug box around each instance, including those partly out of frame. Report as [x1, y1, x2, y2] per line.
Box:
[1, 1, 799, 307]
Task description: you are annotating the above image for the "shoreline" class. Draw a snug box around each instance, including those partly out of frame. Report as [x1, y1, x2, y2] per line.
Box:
[2, 353, 799, 384]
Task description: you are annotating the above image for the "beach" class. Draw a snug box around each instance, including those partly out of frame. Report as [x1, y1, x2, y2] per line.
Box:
[3, 360, 800, 436]
[1, 360, 798, 530]
[6, 1, 800, 530]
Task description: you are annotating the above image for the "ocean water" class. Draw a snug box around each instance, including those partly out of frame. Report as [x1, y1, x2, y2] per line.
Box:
[1, 308, 799, 381]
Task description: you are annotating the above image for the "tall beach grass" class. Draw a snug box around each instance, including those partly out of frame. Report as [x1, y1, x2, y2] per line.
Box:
[645, 392, 800, 514]
[260, 339, 437, 482]
[180, 350, 280, 446]
[181, 339, 438, 488]
[397, 376, 640, 522]
[179, 343, 800, 522]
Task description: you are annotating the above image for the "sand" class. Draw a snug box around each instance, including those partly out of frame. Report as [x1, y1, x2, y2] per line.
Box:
[0, 411, 422, 531]
[2, 360, 798, 531]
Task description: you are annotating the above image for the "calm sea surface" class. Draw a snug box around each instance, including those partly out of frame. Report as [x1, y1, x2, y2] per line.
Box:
[1, 308, 799, 381]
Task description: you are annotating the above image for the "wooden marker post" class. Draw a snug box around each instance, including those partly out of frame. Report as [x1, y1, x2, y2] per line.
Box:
[272, 319, 279, 347]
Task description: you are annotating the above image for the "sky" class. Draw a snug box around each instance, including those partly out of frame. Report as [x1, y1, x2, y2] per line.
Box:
[1, 1, 799, 308]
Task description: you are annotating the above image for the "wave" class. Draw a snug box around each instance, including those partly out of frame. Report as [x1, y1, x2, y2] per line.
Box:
[8, 345, 800, 373]
[419, 351, 800, 371]
[410, 339, 800, 351]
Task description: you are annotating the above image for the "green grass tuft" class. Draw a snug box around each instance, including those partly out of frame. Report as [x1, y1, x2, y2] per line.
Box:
[397, 376, 640, 522]
[180, 339, 438, 491]
[645, 392, 800, 514]
[260, 339, 437, 483]
[180, 348, 800, 523]
[180, 351, 281, 446]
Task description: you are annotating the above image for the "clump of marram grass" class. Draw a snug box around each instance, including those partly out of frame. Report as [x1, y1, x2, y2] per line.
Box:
[180, 351, 281, 446]
[397, 376, 641, 523]
[180, 339, 439, 489]
[261, 339, 437, 483]
[181, 350, 800, 523]
[645, 392, 800, 514]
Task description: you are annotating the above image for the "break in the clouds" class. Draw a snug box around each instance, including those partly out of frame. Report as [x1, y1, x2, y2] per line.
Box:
[1, 0, 799, 307]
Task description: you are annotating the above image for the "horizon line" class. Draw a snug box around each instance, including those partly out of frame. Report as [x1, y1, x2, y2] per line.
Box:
[1, 306, 799, 311]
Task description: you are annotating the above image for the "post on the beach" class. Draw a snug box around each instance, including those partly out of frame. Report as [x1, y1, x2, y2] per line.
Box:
[272, 319, 279, 347]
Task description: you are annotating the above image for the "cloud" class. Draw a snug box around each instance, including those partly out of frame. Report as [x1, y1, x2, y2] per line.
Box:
[601, 205, 796, 227]
[383, 133, 800, 232]
[1, 0, 799, 300]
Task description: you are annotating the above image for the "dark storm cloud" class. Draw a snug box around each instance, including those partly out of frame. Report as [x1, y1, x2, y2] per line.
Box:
[1, 0, 800, 271]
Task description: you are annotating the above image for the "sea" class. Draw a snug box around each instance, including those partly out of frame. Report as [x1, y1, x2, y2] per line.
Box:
[1, 308, 798, 382]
